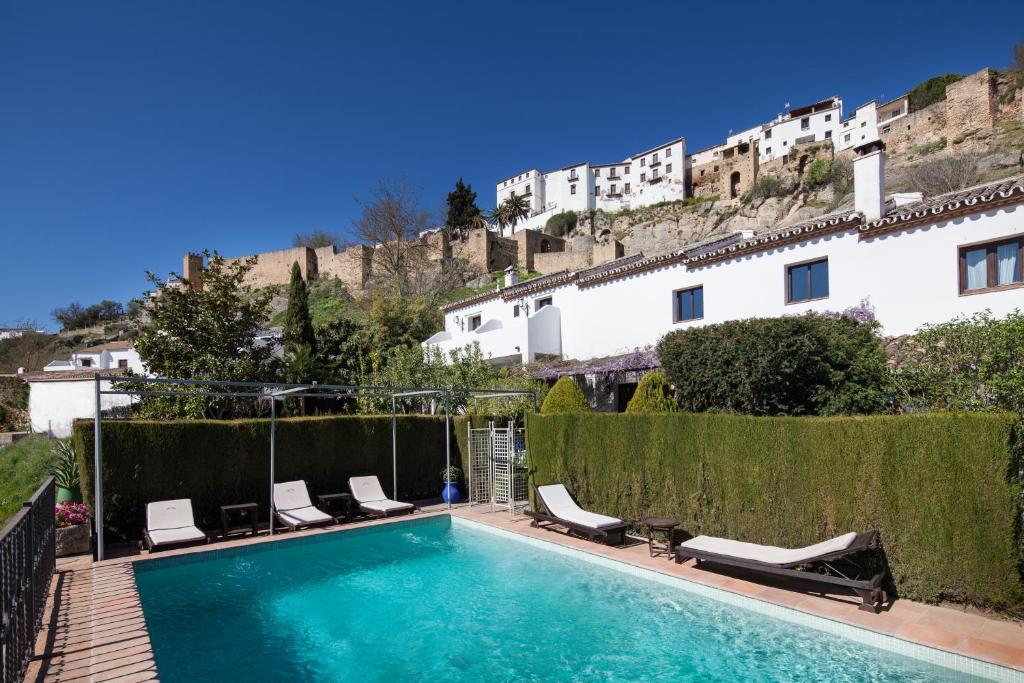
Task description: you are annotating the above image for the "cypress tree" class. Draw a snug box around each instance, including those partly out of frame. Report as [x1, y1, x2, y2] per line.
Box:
[625, 371, 678, 413]
[445, 178, 482, 235]
[540, 376, 591, 413]
[283, 261, 315, 353]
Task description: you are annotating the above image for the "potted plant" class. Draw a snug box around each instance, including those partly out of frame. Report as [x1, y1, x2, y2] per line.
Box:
[55, 501, 91, 557]
[440, 465, 462, 504]
[50, 440, 81, 503]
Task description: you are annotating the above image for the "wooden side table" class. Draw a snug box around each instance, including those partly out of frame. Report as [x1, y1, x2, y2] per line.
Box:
[317, 493, 353, 522]
[641, 517, 679, 559]
[221, 503, 259, 540]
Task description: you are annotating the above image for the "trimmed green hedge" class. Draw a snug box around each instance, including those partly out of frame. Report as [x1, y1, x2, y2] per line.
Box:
[526, 412, 1023, 610]
[73, 415, 460, 540]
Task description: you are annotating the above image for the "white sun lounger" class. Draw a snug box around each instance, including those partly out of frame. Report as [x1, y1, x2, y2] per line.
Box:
[524, 483, 628, 545]
[144, 499, 208, 551]
[674, 531, 889, 612]
[273, 480, 335, 531]
[348, 476, 415, 517]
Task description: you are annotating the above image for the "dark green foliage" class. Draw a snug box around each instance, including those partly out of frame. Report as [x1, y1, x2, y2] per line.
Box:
[741, 175, 786, 203]
[544, 211, 577, 237]
[0, 376, 28, 431]
[72, 415, 458, 539]
[894, 310, 1024, 414]
[526, 412, 1023, 610]
[445, 178, 483, 235]
[130, 252, 276, 418]
[657, 314, 892, 416]
[283, 262, 316, 354]
[315, 317, 366, 386]
[908, 73, 963, 112]
[625, 371, 677, 413]
[51, 300, 124, 331]
[540, 376, 590, 413]
[803, 159, 833, 188]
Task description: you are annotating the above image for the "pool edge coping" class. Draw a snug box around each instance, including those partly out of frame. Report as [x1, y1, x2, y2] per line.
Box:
[450, 515, 1024, 683]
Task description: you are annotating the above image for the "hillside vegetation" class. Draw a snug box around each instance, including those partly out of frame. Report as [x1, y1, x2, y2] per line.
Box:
[0, 436, 54, 525]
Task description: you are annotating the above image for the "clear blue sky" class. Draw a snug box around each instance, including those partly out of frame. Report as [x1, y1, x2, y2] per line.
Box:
[2, 1, 1022, 329]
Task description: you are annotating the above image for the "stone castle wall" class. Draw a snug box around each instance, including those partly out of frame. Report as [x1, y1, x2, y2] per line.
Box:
[224, 246, 315, 289]
[515, 230, 566, 271]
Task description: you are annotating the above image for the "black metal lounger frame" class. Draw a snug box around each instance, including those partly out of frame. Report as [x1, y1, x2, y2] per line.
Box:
[674, 529, 889, 612]
[357, 502, 418, 519]
[523, 482, 629, 546]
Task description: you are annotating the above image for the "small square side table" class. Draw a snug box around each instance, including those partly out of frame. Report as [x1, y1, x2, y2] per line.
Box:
[220, 503, 259, 540]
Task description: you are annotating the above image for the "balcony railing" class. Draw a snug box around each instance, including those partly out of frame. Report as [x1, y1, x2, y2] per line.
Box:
[649, 159, 661, 167]
[647, 174, 663, 184]
[607, 174, 621, 180]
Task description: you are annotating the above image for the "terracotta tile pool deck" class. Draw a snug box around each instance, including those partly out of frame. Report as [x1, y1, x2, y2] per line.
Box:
[24, 505, 1024, 682]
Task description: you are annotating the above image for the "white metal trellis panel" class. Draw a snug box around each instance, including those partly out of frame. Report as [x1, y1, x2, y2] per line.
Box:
[491, 424, 512, 511]
[511, 426, 528, 514]
[468, 426, 492, 506]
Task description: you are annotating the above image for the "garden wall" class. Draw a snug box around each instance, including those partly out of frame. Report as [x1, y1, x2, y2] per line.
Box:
[526, 412, 1023, 610]
[74, 415, 464, 540]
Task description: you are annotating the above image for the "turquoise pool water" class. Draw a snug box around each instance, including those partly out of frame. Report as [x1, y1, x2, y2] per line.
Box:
[135, 516, 981, 682]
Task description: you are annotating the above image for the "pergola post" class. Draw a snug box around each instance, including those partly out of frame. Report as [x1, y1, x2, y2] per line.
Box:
[444, 390, 451, 511]
[391, 396, 397, 500]
[269, 397, 276, 536]
[93, 373, 104, 561]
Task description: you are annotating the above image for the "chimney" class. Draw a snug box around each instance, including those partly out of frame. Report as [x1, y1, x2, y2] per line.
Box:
[853, 140, 886, 222]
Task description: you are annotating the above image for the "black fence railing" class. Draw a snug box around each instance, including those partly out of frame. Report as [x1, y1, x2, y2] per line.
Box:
[0, 477, 56, 683]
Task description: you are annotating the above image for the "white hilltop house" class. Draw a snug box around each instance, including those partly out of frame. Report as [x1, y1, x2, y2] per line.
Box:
[496, 136, 687, 234]
[427, 142, 1024, 405]
[26, 341, 145, 438]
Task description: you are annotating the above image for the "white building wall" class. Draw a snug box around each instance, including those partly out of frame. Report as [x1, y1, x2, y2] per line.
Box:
[760, 102, 842, 163]
[432, 202, 1024, 363]
[837, 102, 880, 152]
[28, 379, 136, 438]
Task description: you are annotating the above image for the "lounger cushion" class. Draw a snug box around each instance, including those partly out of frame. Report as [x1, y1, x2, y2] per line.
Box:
[274, 481, 314, 511]
[361, 500, 415, 514]
[147, 499, 197, 531]
[147, 526, 206, 547]
[536, 484, 624, 530]
[679, 532, 859, 566]
[277, 506, 333, 527]
[348, 476, 389, 503]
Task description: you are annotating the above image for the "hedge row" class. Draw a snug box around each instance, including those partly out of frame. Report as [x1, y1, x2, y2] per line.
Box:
[73, 415, 462, 540]
[526, 412, 1023, 610]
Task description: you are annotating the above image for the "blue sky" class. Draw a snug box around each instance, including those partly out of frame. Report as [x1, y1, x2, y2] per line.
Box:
[2, 1, 1022, 329]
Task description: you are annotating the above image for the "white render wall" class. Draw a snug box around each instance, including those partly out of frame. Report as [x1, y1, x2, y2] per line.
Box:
[759, 102, 842, 163]
[496, 138, 686, 234]
[28, 379, 137, 438]
[432, 203, 1024, 363]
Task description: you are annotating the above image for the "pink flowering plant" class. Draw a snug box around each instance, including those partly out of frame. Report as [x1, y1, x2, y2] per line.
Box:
[55, 501, 90, 528]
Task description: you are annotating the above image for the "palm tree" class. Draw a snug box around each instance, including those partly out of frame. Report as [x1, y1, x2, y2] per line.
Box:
[492, 192, 530, 237]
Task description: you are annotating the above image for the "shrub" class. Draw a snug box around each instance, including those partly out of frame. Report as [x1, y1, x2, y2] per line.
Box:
[908, 73, 963, 112]
[540, 377, 590, 413]
[544, 211, 577, 237]
[802, 159, 833, 188]
[741, 175, 785, 204]
[625, 371, 677, 413]
[0, 436, 54, 525]
[657, 314, 892, 416]
[893, 310, 1024, 414]
[526, 412, 1023, 610]
[73, 415, 457, 539]
[904, 153, 979, 196]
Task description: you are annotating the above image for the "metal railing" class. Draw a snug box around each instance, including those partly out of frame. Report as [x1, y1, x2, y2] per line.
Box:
[0, 477, 56, 683]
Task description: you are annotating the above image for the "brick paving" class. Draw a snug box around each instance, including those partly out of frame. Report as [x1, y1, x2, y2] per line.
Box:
[23, 505, 1024, 681]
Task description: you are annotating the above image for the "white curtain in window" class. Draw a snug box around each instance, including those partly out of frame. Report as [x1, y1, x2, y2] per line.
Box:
[965, 248, 987, 289]
[996, 243, 1018, 285]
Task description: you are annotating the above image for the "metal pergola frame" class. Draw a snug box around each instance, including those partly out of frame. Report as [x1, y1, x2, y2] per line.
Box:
[91, 374, 535, 560]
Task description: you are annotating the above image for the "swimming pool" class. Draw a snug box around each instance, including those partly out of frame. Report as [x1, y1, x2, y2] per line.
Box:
[135, 515, 993, 682]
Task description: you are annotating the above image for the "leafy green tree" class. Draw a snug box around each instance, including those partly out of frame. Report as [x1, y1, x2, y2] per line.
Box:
[625, 371, 677, 413]
[130, 252, 276, 418]
[544, 211, 577, 237]
[314, 317, 366, 387]
[491, 192, 530, 237]
[893, 310, 1024, 414]
[657, 313, 891, 416]
[445, 178, 483, 239]
[362, 291, 441, 352]
[283, 262, 316, 354]
[540, 376, 591, 413]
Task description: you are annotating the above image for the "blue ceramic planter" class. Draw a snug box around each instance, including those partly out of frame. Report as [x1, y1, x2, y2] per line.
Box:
[441, 482, 460, 504]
